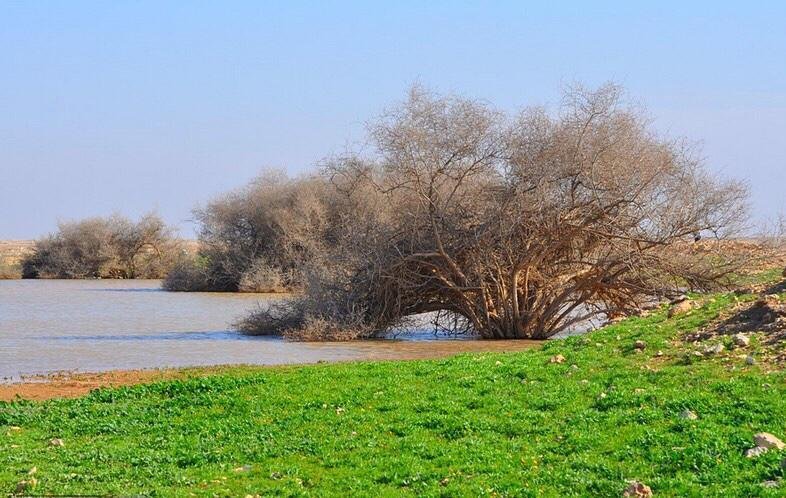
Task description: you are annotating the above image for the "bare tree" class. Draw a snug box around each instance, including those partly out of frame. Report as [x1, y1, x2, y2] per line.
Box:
[240, 84, 749, 340]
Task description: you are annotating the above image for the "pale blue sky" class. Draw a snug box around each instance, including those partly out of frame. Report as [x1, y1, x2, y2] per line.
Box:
[1, 1, 784, 238]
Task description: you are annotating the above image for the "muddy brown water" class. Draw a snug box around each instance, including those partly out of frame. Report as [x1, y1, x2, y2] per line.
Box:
[0, 280, 538, 381]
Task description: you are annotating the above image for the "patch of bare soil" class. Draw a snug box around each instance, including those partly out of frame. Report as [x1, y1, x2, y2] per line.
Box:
[0, 368, 204, 402]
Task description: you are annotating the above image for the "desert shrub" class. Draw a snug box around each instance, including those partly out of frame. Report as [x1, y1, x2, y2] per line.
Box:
[161, 255, 211, 291]
[239, 84, 749, 340]
[22, 213, 178, 279]
[237, 259, 291, 293]
[168, 170, 339, 292]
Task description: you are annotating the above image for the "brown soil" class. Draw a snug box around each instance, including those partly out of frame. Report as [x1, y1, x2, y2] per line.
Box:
[0, 368, 207, 402]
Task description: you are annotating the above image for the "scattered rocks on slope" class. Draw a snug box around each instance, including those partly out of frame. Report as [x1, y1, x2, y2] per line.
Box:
[623, 480, 653, 497]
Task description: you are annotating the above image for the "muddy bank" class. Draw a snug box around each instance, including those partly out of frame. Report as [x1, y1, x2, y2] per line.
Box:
[0, 339, 540, 401]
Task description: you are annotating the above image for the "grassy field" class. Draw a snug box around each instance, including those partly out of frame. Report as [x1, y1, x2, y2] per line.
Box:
[2, 285, 786, 496]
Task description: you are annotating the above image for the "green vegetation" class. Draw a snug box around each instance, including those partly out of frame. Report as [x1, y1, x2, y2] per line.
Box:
[3, 289, 786, 496]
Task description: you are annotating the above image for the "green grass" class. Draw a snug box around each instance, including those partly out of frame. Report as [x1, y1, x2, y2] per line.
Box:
[3, 293, 786, 496]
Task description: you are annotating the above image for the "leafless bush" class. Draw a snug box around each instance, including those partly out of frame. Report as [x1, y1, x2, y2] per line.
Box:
[240, 84, 749, 340]
[161, 255, 211, 291]
[22, 213, 178, 279]
[169, 170, 339, 292]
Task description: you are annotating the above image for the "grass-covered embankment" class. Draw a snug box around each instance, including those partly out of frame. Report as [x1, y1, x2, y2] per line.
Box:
[3, 287, 786, 496]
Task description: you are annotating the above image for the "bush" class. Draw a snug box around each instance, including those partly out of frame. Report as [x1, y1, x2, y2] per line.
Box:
[165, 170, 338, 292]
[22, 213, 179, 279]
[161, 256, 211, 291]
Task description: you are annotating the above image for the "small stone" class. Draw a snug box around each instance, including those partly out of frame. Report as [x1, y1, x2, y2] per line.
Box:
[634, 340, 646, 350]
[692, 351, 704, 357]
[668, 300, 694, 317]
[754, 432, 786, 450]
[656, 350, 664, 357]
[49, 438, 65, 447]
[570, 364, 579, 370]
[679, 410, 698, 420]
[704, 343, 724, 355]
[495, 360, 502, 366]
[440, 477, 450, 486]
[746, 355, 756, 365]
[335, 407, 345, 414]
[761, 480, 779, 488]
[623, 480, 653, 497]
[732, 333, 750, 347]
[550, 354, 566, 364]
[746, 446, 769, 458]
[580, 379, 589, 384]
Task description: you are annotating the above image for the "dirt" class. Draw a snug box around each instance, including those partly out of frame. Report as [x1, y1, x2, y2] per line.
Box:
[0, 368, 205, 402]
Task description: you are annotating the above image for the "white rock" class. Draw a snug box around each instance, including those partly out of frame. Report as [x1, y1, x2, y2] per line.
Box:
[704, 343, 724, 355]
[754, 432, 786, 450]
[733, 333, 750, 347]
[746, 355, 756, 365]
[679, 410, 698, 420]
[746, 446, 769, 458]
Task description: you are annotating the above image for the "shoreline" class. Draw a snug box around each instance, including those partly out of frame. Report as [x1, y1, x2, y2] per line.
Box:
[0, 339, 541, 401]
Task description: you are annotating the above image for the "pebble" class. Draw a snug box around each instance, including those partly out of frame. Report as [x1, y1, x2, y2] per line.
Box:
[634, 340, 646, 350]
[622, 480, 653, 497]
[549, 354, 566, 364]
[733, 333, 750, 347]
[679, 410, 698, 420]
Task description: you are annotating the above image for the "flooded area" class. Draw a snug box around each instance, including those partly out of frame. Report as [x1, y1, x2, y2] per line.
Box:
[0, 280, 538, 381]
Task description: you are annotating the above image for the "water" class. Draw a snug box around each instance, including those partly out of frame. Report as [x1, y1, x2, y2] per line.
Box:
[0, 280, 538, 380]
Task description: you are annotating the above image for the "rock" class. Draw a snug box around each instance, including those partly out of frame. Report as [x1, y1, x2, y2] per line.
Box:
[668, 300, 694, 317]
[754, 432, 786, 450]
[746, 355, 756, 365]
[703, 343, 724, 355]
[550, 354, 566, 364]
[746, 446, 769, 458]
[732, 333, 750, 347]
[679, 410, 698, 420]
[570, 364, 579, 370]
[49, 438, 65, 447]
[634, 340, 647, 350]
[623, 480, 653, 497]
[495, 360, 502, 366]
[761, 480, 779, 488]
[656, 350, 664, 357]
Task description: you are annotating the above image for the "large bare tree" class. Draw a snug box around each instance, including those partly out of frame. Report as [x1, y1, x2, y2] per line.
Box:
[240, 84, 749, 340]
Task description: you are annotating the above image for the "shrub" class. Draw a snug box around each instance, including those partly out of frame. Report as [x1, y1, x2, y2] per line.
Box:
[22, 213, 179, 279]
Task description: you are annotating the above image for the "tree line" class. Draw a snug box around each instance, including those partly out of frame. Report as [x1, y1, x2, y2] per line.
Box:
[23, 84, 750, 340]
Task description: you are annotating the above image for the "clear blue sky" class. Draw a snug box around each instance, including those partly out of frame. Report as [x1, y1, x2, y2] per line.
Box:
[2, 1, 784, 238]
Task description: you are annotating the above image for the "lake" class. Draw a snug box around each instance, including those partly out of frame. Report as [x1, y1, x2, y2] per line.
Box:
[0, 279, 538, 380]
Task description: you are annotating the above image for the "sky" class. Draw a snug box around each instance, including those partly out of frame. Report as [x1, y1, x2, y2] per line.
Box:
[1, 1, 784, 238]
